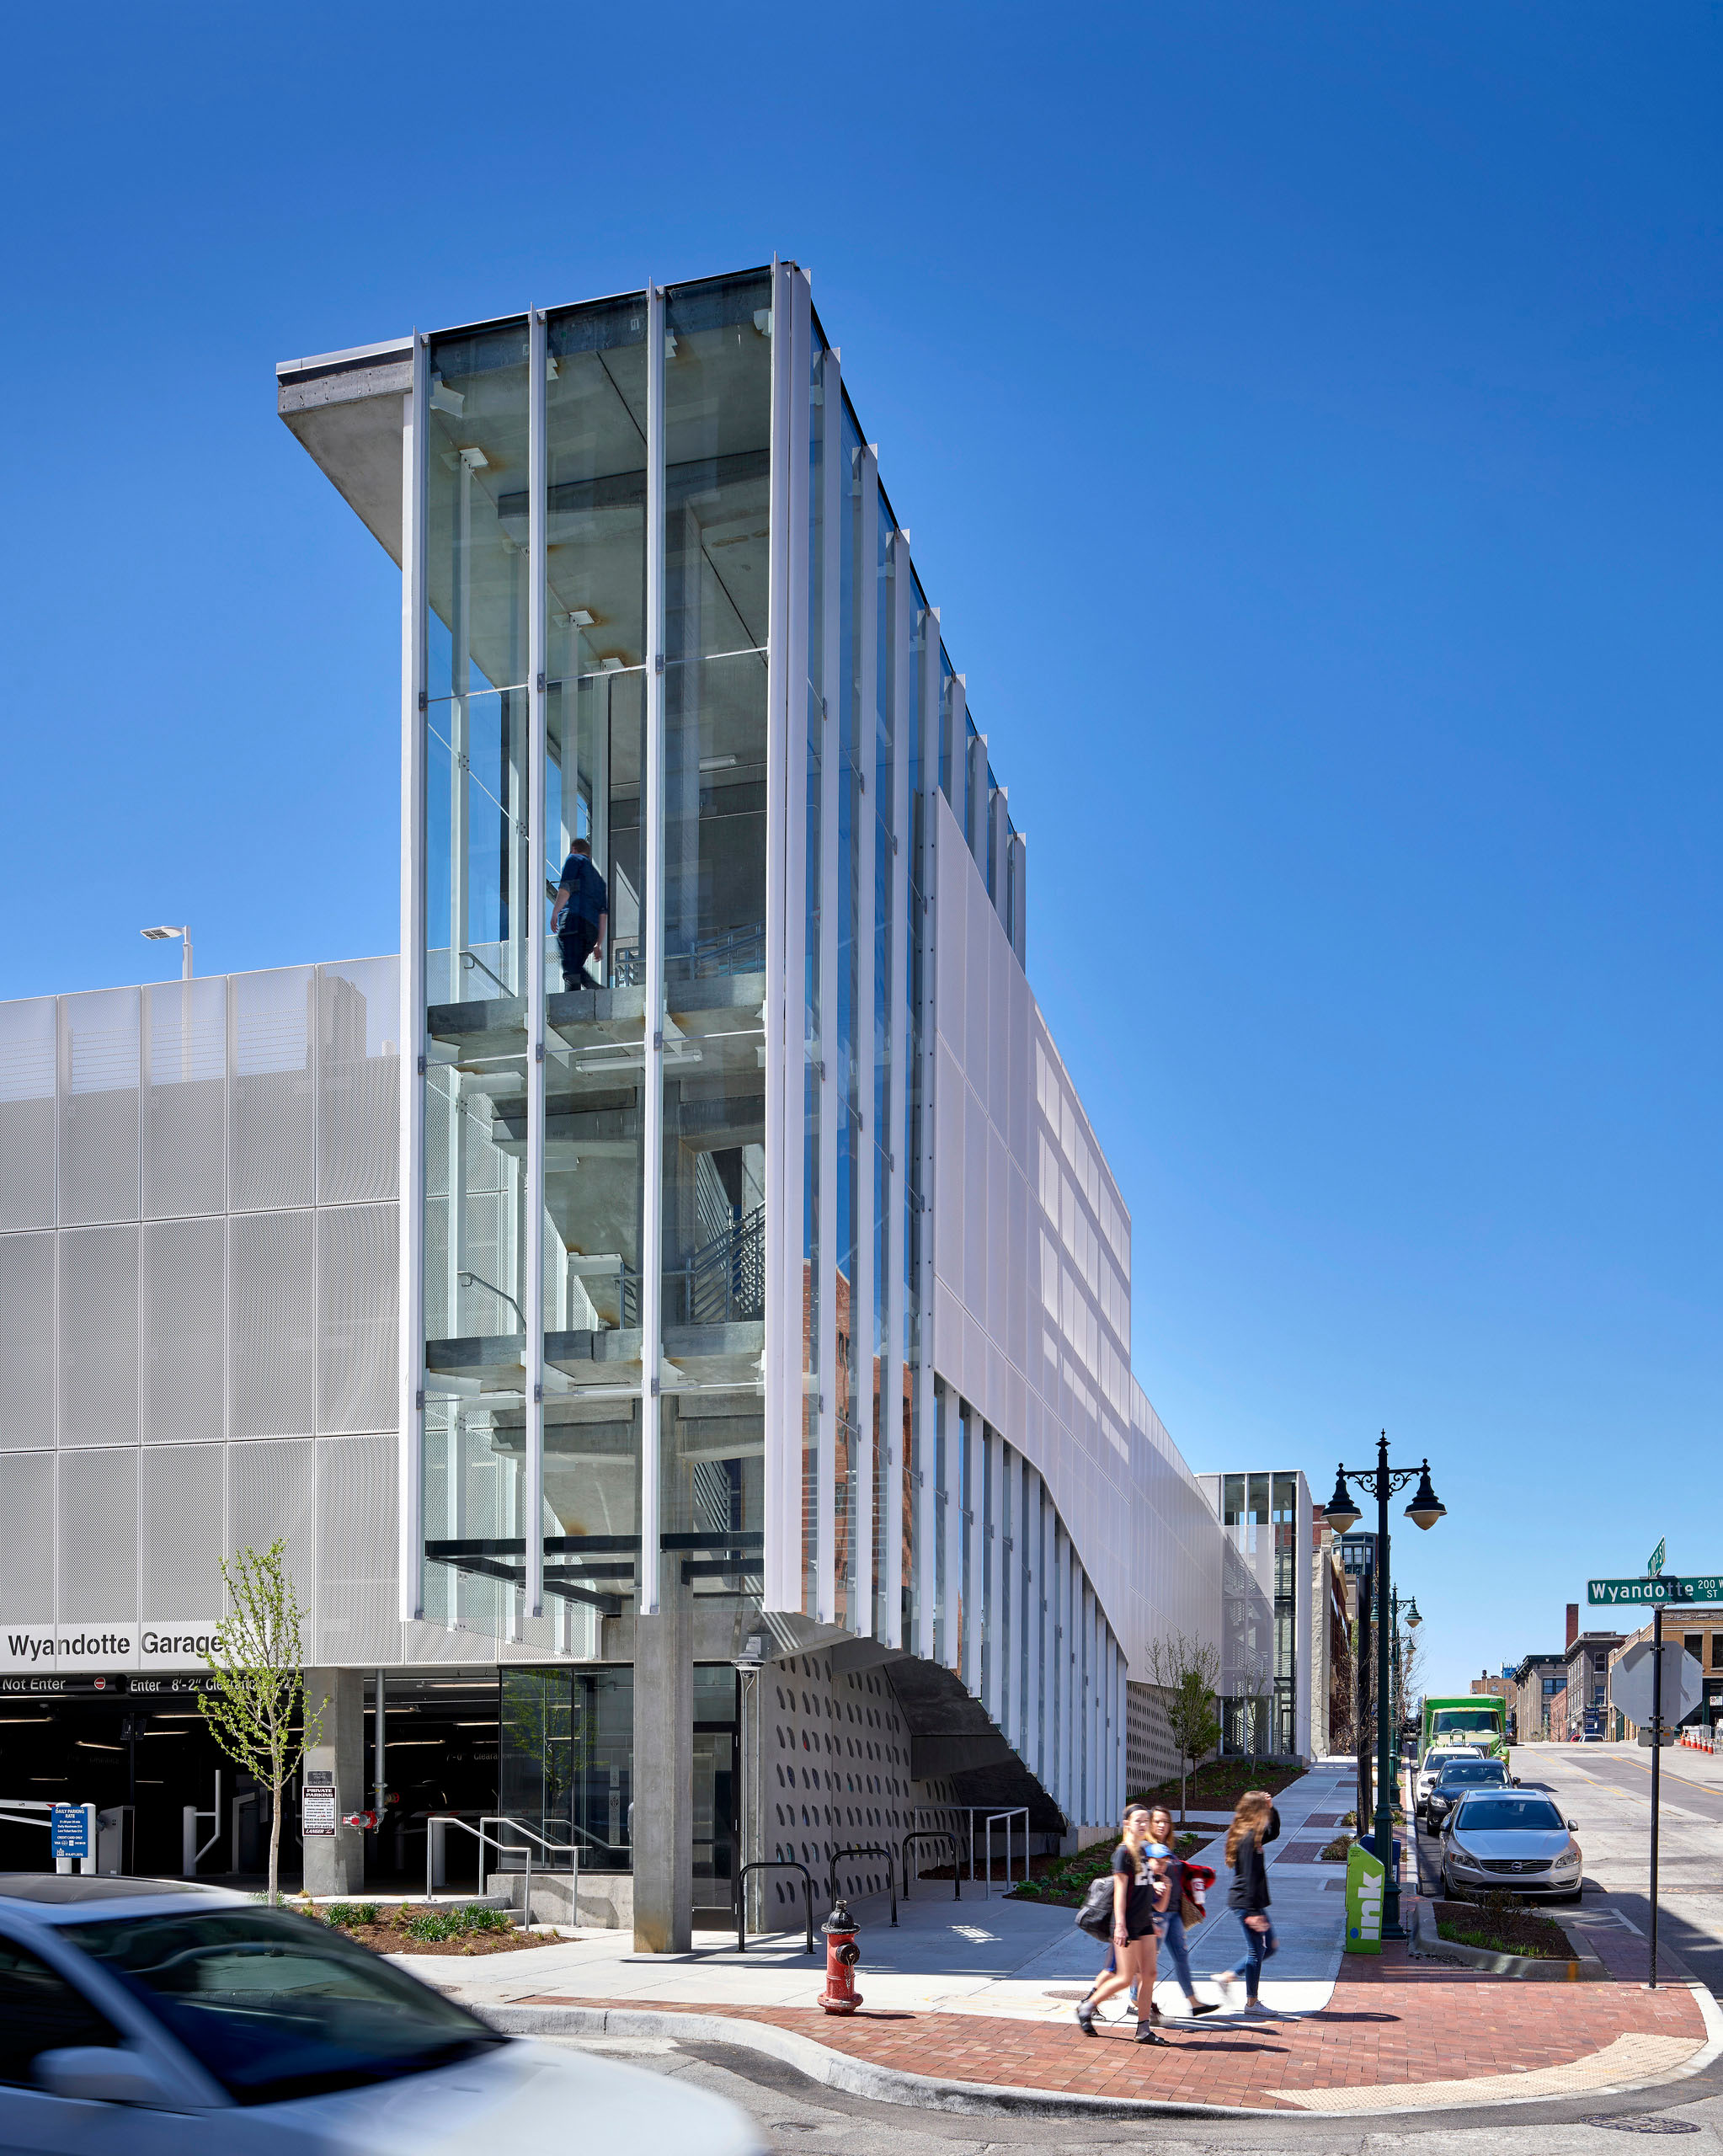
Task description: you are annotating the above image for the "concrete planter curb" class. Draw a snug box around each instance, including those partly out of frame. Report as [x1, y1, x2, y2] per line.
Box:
[1409, 1902, 1604, 1981]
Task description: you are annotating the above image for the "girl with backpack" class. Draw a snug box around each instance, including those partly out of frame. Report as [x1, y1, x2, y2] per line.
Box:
[1144, 1806, 1220, 2020]
[1212, 1789, 1279, 2016]
[1075, 1804, 1171, 2045]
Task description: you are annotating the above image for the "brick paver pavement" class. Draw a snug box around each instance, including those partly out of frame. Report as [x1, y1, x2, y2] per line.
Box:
[517, 1951, 1709, 2110]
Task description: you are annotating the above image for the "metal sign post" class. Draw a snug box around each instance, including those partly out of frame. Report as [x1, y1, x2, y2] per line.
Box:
[1650, 1601, 1662, 1990]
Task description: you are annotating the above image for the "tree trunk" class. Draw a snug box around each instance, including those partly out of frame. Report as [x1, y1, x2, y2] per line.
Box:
[268, 1783, 281, 1906]
[1180, 1754, 1188, 1828]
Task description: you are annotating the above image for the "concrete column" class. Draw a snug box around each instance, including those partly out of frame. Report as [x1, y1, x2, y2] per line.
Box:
[632, 1606, 693, 1951]
[301, 1668, 365, 1897]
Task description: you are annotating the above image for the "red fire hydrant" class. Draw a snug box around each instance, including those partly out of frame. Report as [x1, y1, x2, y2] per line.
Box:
[819, 1898, 862, 2015]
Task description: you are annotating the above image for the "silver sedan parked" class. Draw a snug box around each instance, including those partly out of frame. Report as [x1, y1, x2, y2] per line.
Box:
[0, 1874, 764, 2154]
[1438, 1790, 1583, 1903]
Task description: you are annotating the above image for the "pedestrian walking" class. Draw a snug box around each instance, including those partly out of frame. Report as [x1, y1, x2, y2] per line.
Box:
[552, 837, 608, 991]
[1211, 1789, 1279, 2017]
[1144, 1805, 1221, 2020]
[1075, 1804, 1171, 2045]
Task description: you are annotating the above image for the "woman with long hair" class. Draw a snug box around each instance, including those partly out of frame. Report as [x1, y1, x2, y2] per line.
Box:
[1144, 1806, 1220, 2020]
[1076, 1804, 1171, 2045]
[1212, 1789, 1278, 2016]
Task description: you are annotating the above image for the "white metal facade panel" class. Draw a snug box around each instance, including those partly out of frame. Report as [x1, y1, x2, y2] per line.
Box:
[60, 990, 140, 1227]
[316, 1433, 397, 1662]
[230, 967, 317, 1211]
[0, 1232, 54, 1447]
[144, 979, 227, 1218]
[317, 962, 401, 1206]
[58, 1447, 139, 1620]
[316, 1202, 397, 1434]
[230, 1209, 317, 1438]
[0, 997, 56, 1230]
[59, 1225, 139, 1446]
[141, 1444, 227, 1614]
[0, 1452, 55, 1617]
[142, 1217, 225, 1443]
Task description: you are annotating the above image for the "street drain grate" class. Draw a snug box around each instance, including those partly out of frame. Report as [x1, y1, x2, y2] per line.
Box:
[1579, 2116, 1700, 2135]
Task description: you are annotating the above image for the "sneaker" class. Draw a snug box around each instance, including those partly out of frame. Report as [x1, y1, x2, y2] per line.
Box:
[1134, 2025, 1172, 2046]
[1243, 1999, 1279, 2018]
[1189, 1999, 1221, 2016]
[1075, 2000, 1097, 2036]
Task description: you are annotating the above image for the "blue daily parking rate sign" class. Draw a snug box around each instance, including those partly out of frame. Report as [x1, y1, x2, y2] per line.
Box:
[50, 1805, 88, 1861]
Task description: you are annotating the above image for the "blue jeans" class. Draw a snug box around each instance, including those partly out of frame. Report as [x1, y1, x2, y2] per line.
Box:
[1155, 1912, 1194, 1996]
[1230, 1913, 1276, 2000]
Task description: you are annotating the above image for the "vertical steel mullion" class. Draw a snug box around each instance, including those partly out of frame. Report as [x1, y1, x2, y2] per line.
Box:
[851, 447, 878, 1633]
[1010, 831, 1027, 967]
[639, 283, 667, 1619]
[816, 355, 842, 1625]
[883, 531, 911, 1649]
[914, 617, 940, 1662]
[990, 788, 1010, 925]
[968, 730, 990, 874]
[947, 672, 967, 835]
[525, 307, 547, 1621]
[764, 261, 801, 1613]
[398, 335, 429, 1622]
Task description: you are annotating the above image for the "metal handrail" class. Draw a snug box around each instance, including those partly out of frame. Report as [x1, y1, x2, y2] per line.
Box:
[978, 1808, 1028, 1897]
[733, 1858, 816, 1954]
[828, 1842, 898, 1927]
[425, 1813, 578, 1929]
[900, 1830, 962, 1903]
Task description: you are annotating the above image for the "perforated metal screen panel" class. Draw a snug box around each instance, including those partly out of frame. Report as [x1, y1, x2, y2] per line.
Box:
[141, 1444, 226, 1614]
[59, 1225, 139, 1446]
[0, 1232, 54, 1448]
[144, 979, 227, 1217]
[315, 1434, 397, 1662]
[60, 990, 140, 1226]
[0, 1453, 54, 1618]
[143, 1217, 225, 1443]
[317, 1203, 397, 1434]
[317, 961, 399, 1205]
[230, 968, 316, 1211]
[58, 1448, 139, 1620]
[0, 997, 56, 1230]
[228, 1437, 316, 1608]
[230, 1210, 316, 1438]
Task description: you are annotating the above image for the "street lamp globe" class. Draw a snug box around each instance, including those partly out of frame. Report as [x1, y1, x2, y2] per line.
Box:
[1405, 1461, 1446, 1532]
[1324, 1465, 1362, 1536]
[1405, 1598, 1422, 1629]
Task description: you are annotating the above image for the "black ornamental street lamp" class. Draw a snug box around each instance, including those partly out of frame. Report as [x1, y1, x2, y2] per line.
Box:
[1324, 1433, 1444, 1939]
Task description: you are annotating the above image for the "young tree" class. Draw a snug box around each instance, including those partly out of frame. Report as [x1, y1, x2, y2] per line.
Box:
[198, 1540, 321, 1905]
[1147, 1634, 1223, 1825]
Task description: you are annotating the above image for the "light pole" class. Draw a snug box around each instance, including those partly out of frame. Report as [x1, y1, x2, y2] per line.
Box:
[141, 925, 193, 979]
[1324, 1435, 1444, 1939]
[1390, 1593, 1421, 1764]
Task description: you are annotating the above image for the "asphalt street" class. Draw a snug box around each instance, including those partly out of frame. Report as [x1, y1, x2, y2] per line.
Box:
[1508, 1742, 1723, 1997]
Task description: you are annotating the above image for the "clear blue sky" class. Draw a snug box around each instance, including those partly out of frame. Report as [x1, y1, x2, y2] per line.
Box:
[4, 4, 1717, 1694]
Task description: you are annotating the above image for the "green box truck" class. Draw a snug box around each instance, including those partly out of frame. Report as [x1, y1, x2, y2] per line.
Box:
[1421, 1694, 1508, 1767]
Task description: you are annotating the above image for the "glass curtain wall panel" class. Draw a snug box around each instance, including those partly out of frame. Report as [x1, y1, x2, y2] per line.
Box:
[871, 486, 894, 1640]
[655, 272, 772, 1614]
[832, 401, 866, 1631]
[421, 319, 532, 1628]
[800, 326, 827, 1618]
[499, 1665, 633, 1871]
[538, 293, 650, 1625]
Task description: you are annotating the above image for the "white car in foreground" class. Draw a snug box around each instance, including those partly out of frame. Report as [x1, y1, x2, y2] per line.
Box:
[0, 1873, 762, 2154]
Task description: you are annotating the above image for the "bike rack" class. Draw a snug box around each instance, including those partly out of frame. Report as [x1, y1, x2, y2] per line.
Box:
[828, 1843, 897, 1927]
[733, 1858, 816, 1954]
[900, 1829, 961, 1902]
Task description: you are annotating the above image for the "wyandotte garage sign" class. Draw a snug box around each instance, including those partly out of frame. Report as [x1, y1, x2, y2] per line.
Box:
[0, 1625, 226, 1673]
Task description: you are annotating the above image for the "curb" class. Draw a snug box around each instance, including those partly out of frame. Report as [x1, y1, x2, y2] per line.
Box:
[475, 1993, 1723, 2122]
[1408, 1903, 1605, 1983]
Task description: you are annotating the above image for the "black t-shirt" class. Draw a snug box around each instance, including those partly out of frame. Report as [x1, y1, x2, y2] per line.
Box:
[1111, 1842, 1157, 1938]
[558, 854, 608, 929]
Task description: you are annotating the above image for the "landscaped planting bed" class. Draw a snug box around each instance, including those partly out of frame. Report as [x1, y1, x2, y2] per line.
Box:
[1431, 1897, 1574, 1961]
[317, 1902, 560, 1956]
